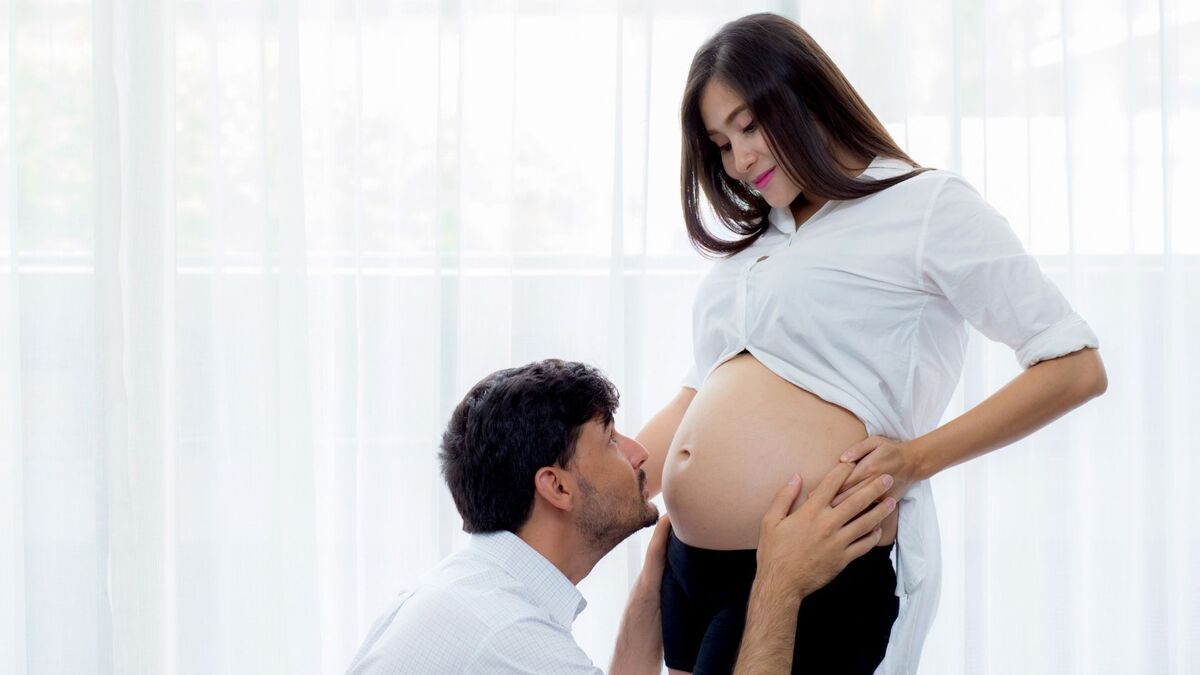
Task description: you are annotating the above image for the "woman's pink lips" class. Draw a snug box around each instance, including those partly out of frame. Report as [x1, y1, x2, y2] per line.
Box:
[753, 167, 775, 189]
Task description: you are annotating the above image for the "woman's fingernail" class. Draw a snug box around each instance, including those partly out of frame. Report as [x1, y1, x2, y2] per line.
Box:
[886, 498, 897, 511]
[788, 473, 800, 486]
[882, 474, 894, 488]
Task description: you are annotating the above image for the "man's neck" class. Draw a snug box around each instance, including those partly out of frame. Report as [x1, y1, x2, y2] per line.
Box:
[516, 519, 605, 585]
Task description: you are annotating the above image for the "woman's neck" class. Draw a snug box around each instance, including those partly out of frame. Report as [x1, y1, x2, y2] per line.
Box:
[789, 149, 874, 224]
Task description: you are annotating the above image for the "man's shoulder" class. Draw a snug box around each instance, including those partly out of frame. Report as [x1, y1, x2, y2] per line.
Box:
[384, 552, 541, 634]
[345, 553, 598, 674]
[406, 565, 535, 624]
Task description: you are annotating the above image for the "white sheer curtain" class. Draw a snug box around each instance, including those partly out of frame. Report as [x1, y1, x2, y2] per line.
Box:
[1, 0, 1196, 673]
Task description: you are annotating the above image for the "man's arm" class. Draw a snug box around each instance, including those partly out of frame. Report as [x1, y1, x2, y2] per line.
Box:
[608, 515, 672, 675]
[734, 572, 804, 674]
[733, 465, 897, 674]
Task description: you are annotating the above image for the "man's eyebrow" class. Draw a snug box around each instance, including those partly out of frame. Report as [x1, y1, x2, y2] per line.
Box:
[706, 104, 748, 136]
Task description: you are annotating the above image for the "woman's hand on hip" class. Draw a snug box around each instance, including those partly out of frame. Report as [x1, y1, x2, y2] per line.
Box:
[832, 436, 920, 508]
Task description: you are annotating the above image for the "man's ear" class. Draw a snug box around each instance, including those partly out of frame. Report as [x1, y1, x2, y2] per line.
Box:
[533, 466, 576, 513]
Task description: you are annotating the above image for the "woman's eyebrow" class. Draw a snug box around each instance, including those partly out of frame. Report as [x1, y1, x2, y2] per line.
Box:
[706, 104, 748, 136]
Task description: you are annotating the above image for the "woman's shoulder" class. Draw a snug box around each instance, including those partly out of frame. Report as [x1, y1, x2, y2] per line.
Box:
[867, 162, 992, 214]
[841, 162, 1007, 239]
[849, 160, 953, 213]
[867, 159, 962, 191]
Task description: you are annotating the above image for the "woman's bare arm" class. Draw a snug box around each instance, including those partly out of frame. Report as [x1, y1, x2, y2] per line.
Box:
[906, 347, 1107, 478]
[635, 387, 697, 498]
[836, 347, 1107, 502]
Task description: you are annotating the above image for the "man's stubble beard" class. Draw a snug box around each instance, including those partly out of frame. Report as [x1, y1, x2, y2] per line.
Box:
[575, 472, 659, 554]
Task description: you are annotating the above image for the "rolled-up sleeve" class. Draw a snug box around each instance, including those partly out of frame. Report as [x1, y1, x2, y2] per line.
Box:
[918, 175, 1099, 368]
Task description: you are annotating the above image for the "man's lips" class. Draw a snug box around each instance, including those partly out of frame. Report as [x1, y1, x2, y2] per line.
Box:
[753, 167, 775, 189]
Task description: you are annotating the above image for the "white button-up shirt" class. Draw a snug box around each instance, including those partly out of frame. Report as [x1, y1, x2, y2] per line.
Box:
[682, 156, 1099, 674]
[346, 531, 601, 674]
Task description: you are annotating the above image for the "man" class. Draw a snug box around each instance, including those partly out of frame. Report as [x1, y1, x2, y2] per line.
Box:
[346, 359, 895, 674]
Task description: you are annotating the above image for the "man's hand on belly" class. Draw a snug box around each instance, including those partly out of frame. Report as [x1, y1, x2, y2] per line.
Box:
[755, 463, 897, 599]
[733, 466, 897, 675]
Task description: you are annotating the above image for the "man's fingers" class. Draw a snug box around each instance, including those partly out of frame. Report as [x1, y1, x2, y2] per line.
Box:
[840, 496, 896, 545]
[764, 473, 803, 523]
[647, 514, 671, 552]
[832, 473, 893, 523]
[830, 473, 874, 507]
[807, 462, 856, 508]
[843, 526, 885, 563]
[839, 461, 875, 494]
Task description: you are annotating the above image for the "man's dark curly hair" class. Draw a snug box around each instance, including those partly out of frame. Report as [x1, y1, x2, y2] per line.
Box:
[439, 359, 620, 533]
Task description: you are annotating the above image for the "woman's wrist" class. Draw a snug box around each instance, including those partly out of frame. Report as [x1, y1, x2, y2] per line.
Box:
[903, 435, 937, 483]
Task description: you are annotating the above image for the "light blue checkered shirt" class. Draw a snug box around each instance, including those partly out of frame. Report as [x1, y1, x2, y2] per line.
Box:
[346, 530, 602, 674]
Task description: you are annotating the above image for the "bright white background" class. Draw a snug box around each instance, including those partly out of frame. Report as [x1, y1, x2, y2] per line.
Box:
[1, 0, 1197, 673]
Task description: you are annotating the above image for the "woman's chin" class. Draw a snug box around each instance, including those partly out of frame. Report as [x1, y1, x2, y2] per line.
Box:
[759, 187, 801, 210]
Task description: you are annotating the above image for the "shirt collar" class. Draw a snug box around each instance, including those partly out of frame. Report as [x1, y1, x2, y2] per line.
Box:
[468, 530, 588, 630]
[767, 155, 914, 235]
[768, 204, 797, 235]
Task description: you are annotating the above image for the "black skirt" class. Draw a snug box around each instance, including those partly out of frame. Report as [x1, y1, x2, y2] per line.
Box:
[661, 531, 899, 675]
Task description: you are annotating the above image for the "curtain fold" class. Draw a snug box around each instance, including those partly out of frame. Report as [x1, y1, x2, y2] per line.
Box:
[92, 0, 127, 671]
[1, 3, 27, 674]
[98, 0, 178, 672]
[1, 1, 1196, 673]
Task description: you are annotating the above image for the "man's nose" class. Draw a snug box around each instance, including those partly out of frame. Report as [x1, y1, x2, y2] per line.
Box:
[618, 433, 649, 469]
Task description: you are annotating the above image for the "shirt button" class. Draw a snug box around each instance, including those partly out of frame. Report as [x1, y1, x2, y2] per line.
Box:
[756, 255, 769, 263]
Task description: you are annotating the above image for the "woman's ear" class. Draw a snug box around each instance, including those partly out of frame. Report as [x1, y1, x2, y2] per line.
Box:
[533, 466, 576, 513]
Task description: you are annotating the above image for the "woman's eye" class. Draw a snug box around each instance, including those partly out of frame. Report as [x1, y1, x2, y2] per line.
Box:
[744, 121, 757, 133]
[719, 142, 731, 152]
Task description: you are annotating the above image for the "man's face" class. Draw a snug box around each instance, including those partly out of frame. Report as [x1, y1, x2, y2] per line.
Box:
[569, 418, 660, 553]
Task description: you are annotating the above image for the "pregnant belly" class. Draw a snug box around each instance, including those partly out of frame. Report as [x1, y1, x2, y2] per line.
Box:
[661, 353, 899, 550]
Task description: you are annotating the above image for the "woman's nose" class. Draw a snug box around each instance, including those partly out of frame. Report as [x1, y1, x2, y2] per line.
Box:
[734, 146, 755, 175]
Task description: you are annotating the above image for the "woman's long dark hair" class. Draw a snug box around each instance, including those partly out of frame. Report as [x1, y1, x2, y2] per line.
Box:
[681, 13, 929, 257]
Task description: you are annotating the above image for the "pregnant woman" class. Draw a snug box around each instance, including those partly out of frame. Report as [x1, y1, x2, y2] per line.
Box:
[635, 13, 1108, 675]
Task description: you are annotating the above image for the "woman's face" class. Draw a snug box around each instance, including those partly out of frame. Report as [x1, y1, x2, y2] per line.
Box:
[699, 78, 802, 209]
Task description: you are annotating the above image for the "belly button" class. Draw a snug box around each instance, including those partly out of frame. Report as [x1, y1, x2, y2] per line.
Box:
[678, 449, 691, 460]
